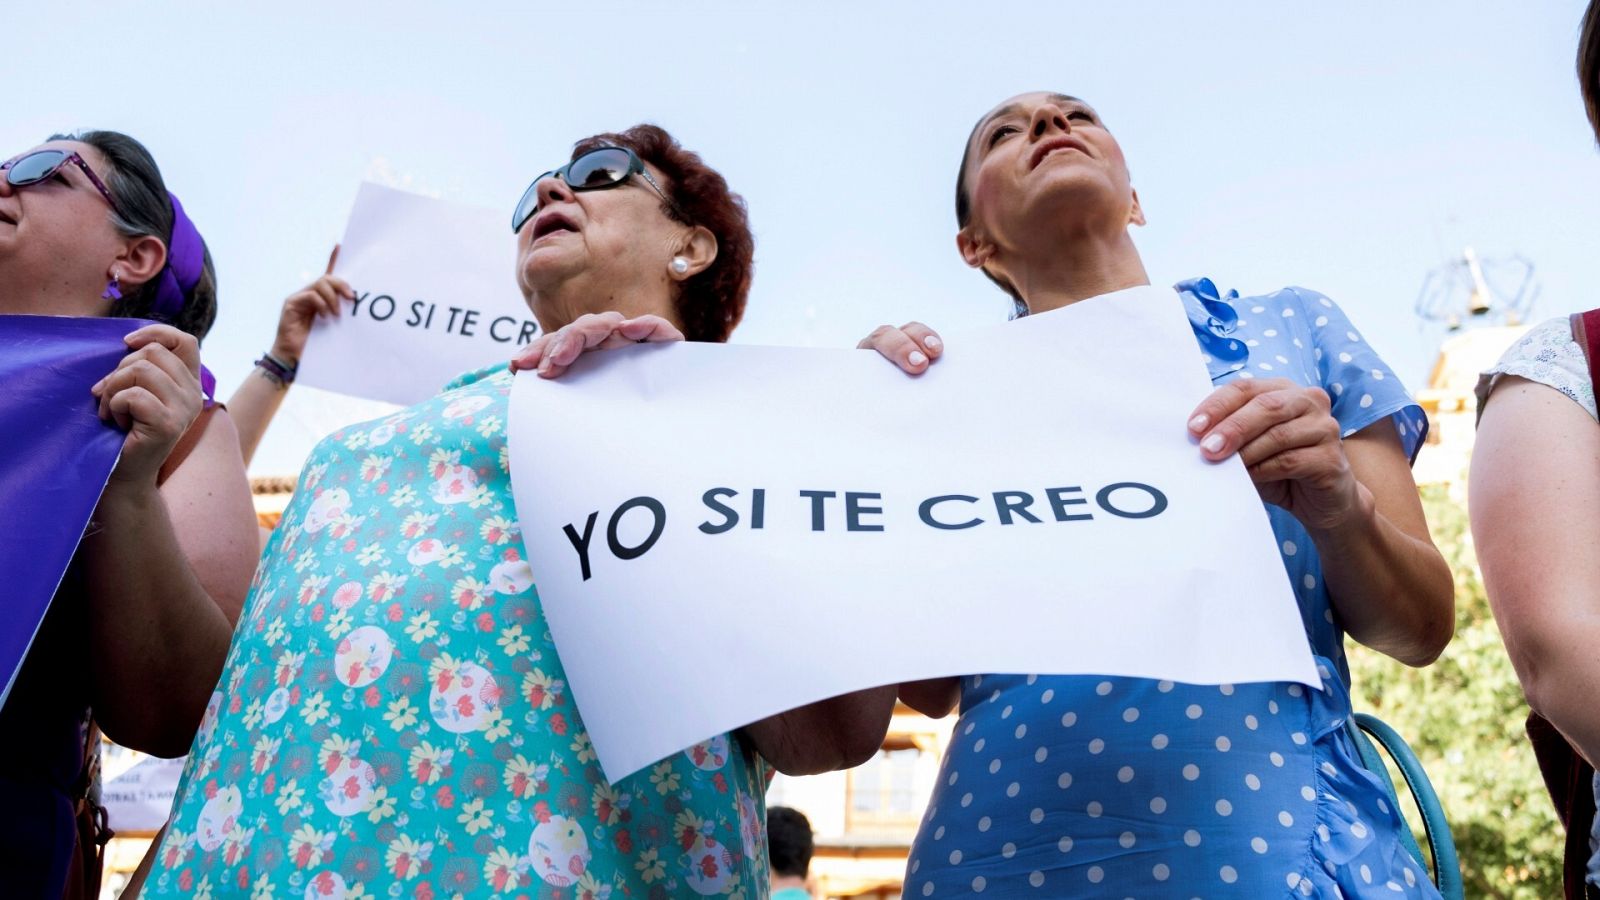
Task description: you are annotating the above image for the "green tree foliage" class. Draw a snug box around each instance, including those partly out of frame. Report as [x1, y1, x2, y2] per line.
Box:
[1347, 485, 1562, 898]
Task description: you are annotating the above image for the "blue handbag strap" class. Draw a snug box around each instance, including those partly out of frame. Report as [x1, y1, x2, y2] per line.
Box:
[1348, 712, 1464, 900]
[1346, 719, 1426, 864]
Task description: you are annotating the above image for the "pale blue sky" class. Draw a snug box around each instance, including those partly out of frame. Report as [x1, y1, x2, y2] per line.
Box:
[6, 1, 1597, 474]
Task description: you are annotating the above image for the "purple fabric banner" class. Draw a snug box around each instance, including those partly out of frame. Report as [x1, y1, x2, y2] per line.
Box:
[0, 315, 132, 709]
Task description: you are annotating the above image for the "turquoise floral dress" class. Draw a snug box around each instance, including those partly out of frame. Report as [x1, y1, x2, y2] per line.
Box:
[148, 365, 770, 900]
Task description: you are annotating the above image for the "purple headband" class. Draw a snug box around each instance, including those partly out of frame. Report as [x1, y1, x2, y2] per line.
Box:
[149, 191, 204, 321]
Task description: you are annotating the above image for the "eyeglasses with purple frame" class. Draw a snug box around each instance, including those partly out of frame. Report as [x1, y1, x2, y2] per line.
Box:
[1, 149, 122, 214]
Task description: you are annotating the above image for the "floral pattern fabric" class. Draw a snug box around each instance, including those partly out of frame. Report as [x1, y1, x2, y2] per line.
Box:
[148, 365, 769, 900]
[1476, 316, 1597, 421]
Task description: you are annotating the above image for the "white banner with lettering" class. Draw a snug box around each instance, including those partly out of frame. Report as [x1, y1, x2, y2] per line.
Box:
[508, 285, 1316, 781]
[298, 182, 535, 405]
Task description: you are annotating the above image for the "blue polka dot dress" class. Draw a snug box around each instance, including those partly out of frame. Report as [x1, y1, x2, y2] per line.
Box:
[904, 280, 1438, 898]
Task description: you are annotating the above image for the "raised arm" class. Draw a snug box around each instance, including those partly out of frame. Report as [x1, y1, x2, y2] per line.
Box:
[229, 247, 353, 466]
[1472, 376, 1600, 763]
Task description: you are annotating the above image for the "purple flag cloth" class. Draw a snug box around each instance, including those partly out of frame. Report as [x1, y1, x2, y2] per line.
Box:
[0, 315, 131, 709]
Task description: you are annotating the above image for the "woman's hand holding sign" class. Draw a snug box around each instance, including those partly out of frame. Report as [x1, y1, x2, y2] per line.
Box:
[1186, 378, 1366, 533]
[509, 312, 684, 379]
[271, 245, 355, 367]
[1188, 375, 1452, 663]
[857, 321, 944, 374]
[228, 246, 354, 468]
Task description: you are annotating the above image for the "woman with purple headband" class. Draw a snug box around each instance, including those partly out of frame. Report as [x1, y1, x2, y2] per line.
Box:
[0, 130, 259, 897]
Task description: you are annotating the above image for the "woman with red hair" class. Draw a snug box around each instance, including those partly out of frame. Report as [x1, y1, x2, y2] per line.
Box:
[141, 125, 888, 899]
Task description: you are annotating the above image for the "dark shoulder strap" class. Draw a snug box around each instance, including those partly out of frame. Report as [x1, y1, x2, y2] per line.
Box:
[1527, 712, 1598, 899]
[1569, 310, 1600, 396]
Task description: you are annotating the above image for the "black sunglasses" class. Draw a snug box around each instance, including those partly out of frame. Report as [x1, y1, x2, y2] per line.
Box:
[512, 146, 687, 233]
[2, 149, 122, 214]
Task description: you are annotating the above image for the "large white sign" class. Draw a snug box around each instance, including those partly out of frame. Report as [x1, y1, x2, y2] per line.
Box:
[508, 285, 1317, 781]
[298, 182, 536, 405]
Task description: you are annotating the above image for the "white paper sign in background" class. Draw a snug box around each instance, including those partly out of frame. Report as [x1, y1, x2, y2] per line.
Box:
[102, 754, 185, 834]
[298, 182, 534, 405]
[508, 286, 1317, 781]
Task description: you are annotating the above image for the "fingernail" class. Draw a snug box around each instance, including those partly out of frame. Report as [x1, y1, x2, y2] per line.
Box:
[924, 335, 943, 351]
[908, 350, 928, 366]
[1201, 434, 1225, 453]
[1188, 414, 1208, 432]
[537, 356, 552, 375]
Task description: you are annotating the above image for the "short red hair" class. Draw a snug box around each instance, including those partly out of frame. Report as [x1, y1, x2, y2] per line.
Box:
[572, 125, 753, 343]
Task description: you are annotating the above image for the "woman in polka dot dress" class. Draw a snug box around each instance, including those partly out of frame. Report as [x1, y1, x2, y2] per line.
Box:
[862, 92, 1454, 897]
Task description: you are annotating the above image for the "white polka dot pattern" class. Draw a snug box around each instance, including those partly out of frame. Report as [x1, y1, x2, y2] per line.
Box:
[903, 281, 1438, 898]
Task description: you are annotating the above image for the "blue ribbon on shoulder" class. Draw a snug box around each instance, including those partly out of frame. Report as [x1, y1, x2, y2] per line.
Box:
[1174, 277, 1249, 378]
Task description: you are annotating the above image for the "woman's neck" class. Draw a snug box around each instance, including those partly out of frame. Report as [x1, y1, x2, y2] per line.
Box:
[0, 271, 107, 319]
[531, 270, 683, 334]
[1009, 228, 1150, 315]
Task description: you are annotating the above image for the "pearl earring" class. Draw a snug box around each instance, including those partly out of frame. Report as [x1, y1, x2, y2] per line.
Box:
[101, 271, 122, 301]
[671, 257, 690, 275]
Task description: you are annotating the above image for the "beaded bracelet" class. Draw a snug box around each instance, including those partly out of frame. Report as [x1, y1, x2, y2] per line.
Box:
[255, 351, 298, 386]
